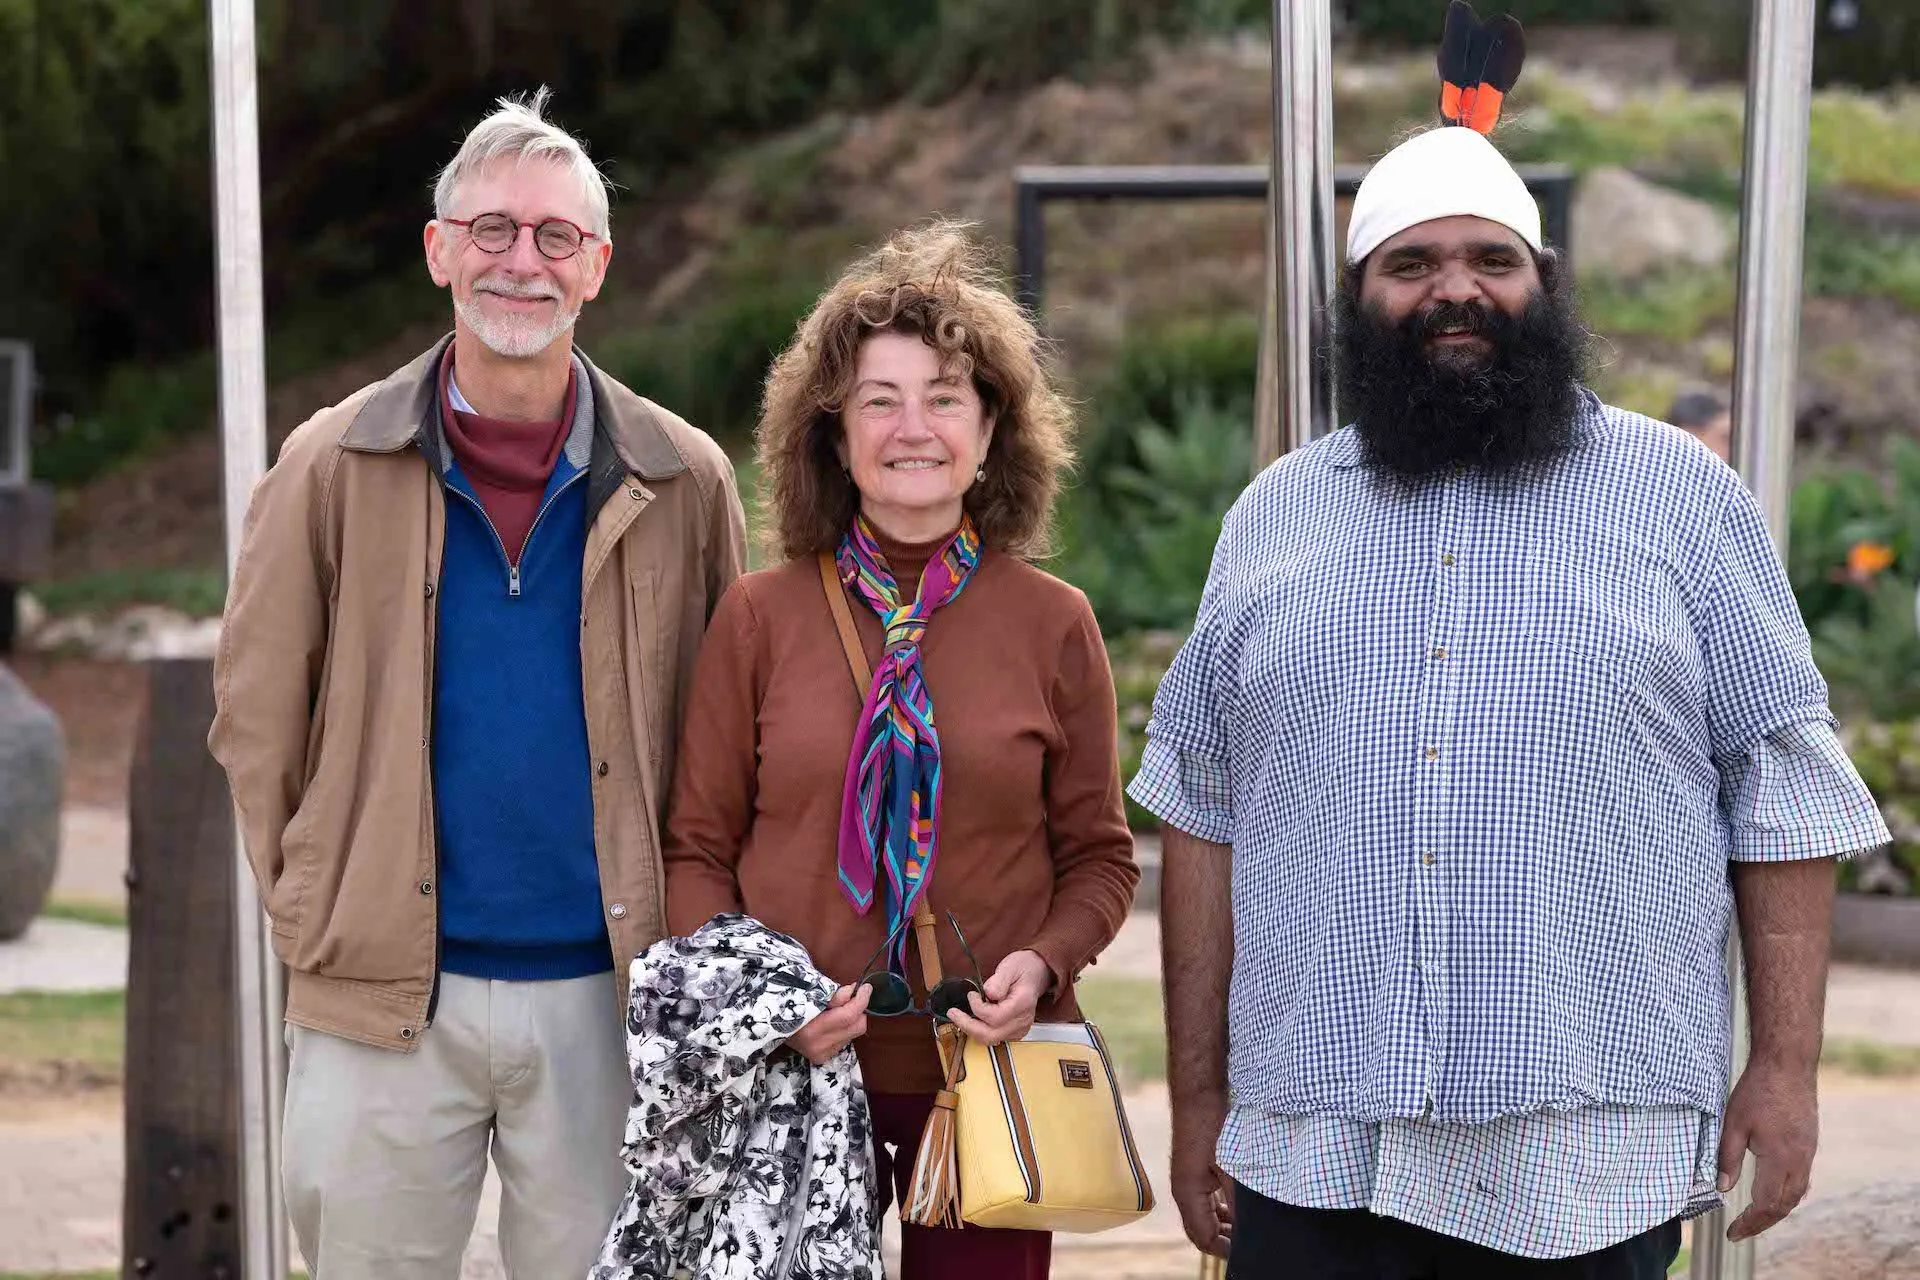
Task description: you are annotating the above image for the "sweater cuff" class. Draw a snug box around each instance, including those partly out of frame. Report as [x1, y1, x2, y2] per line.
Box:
[1026, 911, 1111, 999]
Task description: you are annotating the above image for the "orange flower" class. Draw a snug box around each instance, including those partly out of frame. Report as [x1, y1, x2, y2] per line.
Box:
[1847, 541, 1896, 581]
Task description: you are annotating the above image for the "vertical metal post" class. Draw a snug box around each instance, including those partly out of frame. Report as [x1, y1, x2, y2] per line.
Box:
[1257, 0, 1337, 467]
[1014, 182, 1046, 316]
[1693, 2, 1818, 1277]
[208, 0, 288, 1276]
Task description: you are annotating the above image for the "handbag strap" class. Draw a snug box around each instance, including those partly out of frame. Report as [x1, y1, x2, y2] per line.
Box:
[817, 552, 947, 996]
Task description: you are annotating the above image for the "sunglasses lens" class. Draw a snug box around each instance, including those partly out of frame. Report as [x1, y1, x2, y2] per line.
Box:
[863, 973, 912, 1016]
[928, 979, 981, 1024]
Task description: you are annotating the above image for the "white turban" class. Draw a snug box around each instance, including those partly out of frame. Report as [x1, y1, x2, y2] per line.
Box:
[1345, 126, 1543, 265]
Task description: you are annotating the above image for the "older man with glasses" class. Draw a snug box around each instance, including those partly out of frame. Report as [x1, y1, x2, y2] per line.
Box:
[209, 87, 746, 1279]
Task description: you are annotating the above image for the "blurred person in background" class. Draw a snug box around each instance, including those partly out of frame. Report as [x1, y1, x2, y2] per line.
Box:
[209, 87, 745, 1278]
[1670, 388, 1733, 462]
[662, 221, 1140, 1280]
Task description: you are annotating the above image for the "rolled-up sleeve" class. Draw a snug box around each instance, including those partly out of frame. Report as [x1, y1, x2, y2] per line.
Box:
[1722, 718, 1888, 861]
[1699, 482, 1888, 860]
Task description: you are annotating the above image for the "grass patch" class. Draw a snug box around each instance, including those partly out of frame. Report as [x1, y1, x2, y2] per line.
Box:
[1077, 975, 1167, 1085]
[1822, 1036, 1920, 1079]
[33, 566, 226, 620]
[0, 990, 125, 1079]
[39, 898, 128, 929]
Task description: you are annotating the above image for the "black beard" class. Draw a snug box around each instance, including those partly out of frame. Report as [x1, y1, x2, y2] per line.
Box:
[1334, 281, 1589, 487]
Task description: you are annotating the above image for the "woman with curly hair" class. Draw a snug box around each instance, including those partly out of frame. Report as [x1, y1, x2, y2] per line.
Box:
[661, 221, 1140, 1277]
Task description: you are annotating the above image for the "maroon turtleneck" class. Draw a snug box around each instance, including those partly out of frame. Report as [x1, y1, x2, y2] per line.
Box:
[437, 352, 577, 566]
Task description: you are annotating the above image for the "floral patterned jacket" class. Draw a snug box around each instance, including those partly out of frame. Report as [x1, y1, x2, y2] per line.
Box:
[590, 913, 883, 1280]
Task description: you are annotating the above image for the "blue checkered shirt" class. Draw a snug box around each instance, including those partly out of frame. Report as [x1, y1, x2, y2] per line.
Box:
[1129, 393, 1889, 1259]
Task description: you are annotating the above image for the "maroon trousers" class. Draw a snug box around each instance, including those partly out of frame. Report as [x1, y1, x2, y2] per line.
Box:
[867, 1092, 1052, 1280]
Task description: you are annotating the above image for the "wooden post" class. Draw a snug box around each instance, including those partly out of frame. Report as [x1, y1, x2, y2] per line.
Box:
[123, 658, 245, 1278]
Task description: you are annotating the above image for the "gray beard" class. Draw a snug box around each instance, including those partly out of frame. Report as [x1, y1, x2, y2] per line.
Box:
[455, 292, 581, 358]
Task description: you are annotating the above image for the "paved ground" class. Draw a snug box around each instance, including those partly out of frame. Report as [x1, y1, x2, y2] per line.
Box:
[0, 918, 126, 994]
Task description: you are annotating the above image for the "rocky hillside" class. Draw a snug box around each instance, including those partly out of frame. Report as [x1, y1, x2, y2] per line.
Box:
[42, 28, 1920, 584]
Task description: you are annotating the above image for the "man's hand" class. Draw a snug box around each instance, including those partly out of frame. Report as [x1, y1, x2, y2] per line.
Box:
[947, 949, 1050, 1046]
[1718, 1058, 1819, 1241]
[1171, 1091, 1235, 1258]
[788, 983, 871, 1065]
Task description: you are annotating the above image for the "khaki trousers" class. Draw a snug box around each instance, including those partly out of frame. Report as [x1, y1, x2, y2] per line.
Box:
[283, 971, 630, 1279]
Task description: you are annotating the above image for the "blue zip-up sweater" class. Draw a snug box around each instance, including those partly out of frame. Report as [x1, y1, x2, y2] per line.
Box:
[431, 366, 611, 980]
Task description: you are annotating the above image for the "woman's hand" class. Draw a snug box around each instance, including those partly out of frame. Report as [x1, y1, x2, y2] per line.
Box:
[789, 983, 872, 1065]
[946, 949, 1052, 1046]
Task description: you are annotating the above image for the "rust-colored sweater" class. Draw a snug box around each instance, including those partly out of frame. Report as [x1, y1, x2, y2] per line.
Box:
[663, 533, 1141, 1094]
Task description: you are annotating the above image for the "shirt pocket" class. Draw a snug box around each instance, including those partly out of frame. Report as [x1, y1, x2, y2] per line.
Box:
[1521, 551, 1667, 695]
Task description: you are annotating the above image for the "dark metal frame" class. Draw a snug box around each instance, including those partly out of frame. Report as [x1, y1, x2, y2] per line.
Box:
[1011, 162, 1575, 313]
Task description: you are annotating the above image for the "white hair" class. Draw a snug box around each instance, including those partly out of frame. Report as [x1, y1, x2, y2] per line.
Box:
[433, 86, 612, 238]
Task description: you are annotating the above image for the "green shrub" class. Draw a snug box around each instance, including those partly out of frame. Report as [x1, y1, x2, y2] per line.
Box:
[1108, 630, 1187, 830]
[597, 273, 827, 449]
[1059, 392, 1253, 634]
[1836, 719, 1920, 893]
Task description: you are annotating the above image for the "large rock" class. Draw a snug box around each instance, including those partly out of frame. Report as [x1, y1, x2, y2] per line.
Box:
[1761, 1182, 1920, 1279]
[0, 662, 65, 940]
[1570, 166, 1733, 282]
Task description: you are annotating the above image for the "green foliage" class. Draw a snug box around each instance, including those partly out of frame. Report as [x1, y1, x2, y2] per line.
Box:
[1816, 583, 1920, 721]
[1578, 266, 1735, 344]
[595, 268, 827, 450]
[31, 566, 227, 620]
[1108, 630, 1188, 830]
[1836, 720, 1920, 894]
[7, 0, 1274, 487]
[1804, 212, 1920, 313]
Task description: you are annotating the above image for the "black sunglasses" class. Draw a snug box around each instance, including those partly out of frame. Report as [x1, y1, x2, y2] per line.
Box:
[857, 909, 985, 1024]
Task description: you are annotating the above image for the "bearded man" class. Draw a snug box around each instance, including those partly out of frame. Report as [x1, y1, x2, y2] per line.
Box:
[209, 89, 745, 1278]
[1133, 123, 1888, 1278]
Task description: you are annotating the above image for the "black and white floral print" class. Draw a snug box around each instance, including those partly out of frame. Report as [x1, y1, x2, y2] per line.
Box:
[590, 913, 882, 1280]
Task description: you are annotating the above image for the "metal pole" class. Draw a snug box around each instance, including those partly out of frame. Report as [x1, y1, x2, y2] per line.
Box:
[1692, 2, 1818, 1277]
[1259, 0, 1337, 467]
[208, 0, 288, 1276]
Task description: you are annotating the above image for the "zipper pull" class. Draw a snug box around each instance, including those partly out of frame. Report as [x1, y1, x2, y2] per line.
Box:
[508, 565, 522, 597]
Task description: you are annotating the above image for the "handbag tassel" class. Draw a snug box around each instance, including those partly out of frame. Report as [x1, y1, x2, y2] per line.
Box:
[903, 1086, 962, 1228]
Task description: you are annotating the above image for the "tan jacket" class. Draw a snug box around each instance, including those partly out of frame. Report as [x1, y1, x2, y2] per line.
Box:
[209, 336, 745, 1051]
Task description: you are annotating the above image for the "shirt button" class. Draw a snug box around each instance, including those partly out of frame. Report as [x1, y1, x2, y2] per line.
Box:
[1424, 746, 1441, 761]
[1432, 647, 1448, 661]
[419, 880, 433, 895]
[424, 582, 436, 599]
[630, 487, 644, 501]
[609, 903, 628, 920]
[399, 1026, 415, 1041]
[1440, 552, 1457, 566]
[1422, 852, 1439, 867]
[597, 761, 610, 777]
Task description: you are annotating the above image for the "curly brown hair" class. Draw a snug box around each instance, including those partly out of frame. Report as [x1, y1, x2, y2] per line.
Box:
[756, 220, 1074, 562]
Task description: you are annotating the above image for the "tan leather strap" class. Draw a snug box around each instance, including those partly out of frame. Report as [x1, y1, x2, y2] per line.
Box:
[817, 551, 946, 1000]
[819, 550, 873, 692]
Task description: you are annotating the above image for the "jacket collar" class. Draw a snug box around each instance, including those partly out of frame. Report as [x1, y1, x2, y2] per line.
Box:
[341, 333, 691, 483]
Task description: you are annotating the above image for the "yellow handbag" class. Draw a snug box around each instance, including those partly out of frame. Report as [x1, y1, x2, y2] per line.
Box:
[819, 553, 1157, 1235]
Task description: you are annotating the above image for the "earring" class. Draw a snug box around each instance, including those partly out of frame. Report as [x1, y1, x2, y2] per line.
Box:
[974, 466, 985, 484]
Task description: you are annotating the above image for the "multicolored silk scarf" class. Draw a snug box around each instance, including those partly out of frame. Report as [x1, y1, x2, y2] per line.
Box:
[835, 514, 983, 966]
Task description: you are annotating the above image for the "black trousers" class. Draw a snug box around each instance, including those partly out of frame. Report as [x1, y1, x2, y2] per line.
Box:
[1228, 1184, 1685, 1280]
